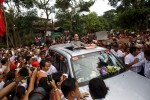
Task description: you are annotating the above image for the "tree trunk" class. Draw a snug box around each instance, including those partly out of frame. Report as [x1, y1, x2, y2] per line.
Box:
[44, 14, 49, 43]
[44, 20, 48, 43]
[10, 13, 18, 47]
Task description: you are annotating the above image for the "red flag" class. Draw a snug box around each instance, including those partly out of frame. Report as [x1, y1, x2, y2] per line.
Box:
[0, 0, 4, 3]
[0, 0, 5, 37]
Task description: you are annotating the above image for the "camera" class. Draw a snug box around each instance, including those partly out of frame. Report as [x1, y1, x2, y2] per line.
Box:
[30, 67, 35, 71]
[47, 75, 52, 81]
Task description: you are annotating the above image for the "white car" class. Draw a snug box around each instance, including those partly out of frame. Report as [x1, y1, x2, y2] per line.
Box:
[49, 44, 150, 100]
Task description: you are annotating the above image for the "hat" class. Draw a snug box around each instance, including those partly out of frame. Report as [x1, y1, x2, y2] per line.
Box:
[32, 61, 40, 67]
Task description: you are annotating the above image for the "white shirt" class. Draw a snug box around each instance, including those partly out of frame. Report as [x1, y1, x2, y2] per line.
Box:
[32, 55, 41, 63]
[0, 65, 6, 73]
[139, 52, 145, 59]
[124, 53, 143, 72]
[46, 65, 57, 75]
[37, 57, 41, 63]
[45, 50, 49, 56]
[40, 70, 47, 74]
[110, 49, 125, 58]
[144, 60, 150, 79]
[10, 55, 16, 62]
[26, 64, 32, 68]
[0, 81, 5, 90]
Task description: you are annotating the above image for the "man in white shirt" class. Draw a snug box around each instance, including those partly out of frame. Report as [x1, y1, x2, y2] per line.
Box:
[37, 60, 50, 80]
[38, 60, 57, 80]
[46, 61, 57, 75]
[124, 46, 143, 73]
[110, 44, 125, 58]
[143, 50, 150, 79]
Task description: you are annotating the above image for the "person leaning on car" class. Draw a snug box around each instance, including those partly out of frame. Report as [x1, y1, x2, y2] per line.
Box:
[124, 46, 143, 73]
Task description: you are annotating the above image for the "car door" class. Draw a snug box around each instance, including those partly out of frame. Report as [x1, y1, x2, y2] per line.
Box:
[49, 50, 69, 74]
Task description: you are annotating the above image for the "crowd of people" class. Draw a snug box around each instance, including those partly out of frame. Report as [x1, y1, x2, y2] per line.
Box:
[103, 31, 150, 78]
[0, 40, 108, 100]
[0, 30, 150, 100]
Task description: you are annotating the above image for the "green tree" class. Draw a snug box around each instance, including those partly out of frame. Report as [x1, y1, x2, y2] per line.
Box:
[3, 0, 37, 47]
[108, 0, 150, 31]
[55, 0, 95, 34]
[82, 12, 108, 32]
[34, 0, 55, 42]
[15, 9, 38, 46]
[103, 9, 117, 30]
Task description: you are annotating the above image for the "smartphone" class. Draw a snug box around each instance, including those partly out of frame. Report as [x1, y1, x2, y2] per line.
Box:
[47, 74, 53, 81]
[21, 76, 29, 83]
[30, 67, 35, 71]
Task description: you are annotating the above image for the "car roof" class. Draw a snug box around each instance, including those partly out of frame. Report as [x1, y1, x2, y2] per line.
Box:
[49, 43, 107, 56]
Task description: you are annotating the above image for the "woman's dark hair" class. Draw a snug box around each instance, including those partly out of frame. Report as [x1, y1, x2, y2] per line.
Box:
[29, 87, 47, 100]
[52, 72, 63, 83]
[15, 86, 25, 99]
[1, 58, 8, 65]
[25, 56, 32, 64]
[89, 77, 109, 99]
[40, 60, 46, 69]
[38, 77, 52, 93]
[18, 67, 29, 77]
[61, 78, 76, 98]
[6, 70, 16, 81]
[27, 77, 37, 89]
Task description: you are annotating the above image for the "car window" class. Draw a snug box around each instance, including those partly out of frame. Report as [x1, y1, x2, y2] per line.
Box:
[50, 50, 68, 74]
[72, 50, 126, 83]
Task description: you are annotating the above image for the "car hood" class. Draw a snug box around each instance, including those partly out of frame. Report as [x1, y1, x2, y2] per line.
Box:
[79, 70, 150, 100]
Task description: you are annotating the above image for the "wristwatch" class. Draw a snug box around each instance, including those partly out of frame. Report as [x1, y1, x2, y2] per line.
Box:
[54, 88, 59, 92]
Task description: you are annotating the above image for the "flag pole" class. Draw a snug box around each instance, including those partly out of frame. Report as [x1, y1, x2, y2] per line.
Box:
[2, 5, 9, 48]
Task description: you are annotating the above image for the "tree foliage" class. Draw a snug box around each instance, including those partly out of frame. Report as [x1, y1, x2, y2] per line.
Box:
[55, 0, 95, 34]
[103, 9, 117, 29]
[3, 0, 38, 47]
[108, 0, 150, 31]
[34, 0, 55, 19]
[82, 12, 108, 32]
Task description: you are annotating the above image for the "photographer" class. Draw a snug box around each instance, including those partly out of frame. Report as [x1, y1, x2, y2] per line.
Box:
[29, 77, 61, 100]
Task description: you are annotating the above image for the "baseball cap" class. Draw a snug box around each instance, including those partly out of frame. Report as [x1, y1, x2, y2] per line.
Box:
[32, 61, 40, 67]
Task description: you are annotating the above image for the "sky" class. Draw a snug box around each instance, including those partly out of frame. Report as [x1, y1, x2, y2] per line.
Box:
[90, 0, 115, 16]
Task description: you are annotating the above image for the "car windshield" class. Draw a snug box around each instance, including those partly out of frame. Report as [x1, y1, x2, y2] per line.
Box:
[72, 50, 126, 83]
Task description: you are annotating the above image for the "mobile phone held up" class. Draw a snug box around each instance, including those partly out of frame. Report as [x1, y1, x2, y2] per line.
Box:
[47, 74, 53, 81]
[30, 67, 35, 71]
